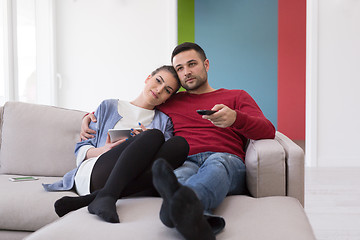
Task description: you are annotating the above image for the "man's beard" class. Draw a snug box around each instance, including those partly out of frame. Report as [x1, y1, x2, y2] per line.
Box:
[182, 76, 207, 91]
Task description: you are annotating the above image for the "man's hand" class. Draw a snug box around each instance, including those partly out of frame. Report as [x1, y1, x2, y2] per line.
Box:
[80, 113, 97, 141]
[202, 104, 237, 128]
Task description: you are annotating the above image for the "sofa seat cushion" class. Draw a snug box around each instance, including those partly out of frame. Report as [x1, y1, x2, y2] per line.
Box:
[0, 175, 77, 231]
[26, 196, 315, 240]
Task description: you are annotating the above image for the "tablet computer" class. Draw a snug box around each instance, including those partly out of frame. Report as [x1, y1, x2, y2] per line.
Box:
[108, 129, 142, 142]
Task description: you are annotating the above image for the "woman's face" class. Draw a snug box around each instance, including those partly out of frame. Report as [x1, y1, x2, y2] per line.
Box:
[143, 70, 179, 107]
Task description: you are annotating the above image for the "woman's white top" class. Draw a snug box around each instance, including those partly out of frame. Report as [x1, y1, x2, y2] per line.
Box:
[74, 100, 155, 196]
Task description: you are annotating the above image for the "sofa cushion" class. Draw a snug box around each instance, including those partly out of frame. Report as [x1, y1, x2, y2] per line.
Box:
[25, 196, 315, 240]
[0, 102, 86, 176]
[0, 175, 78, 231]
[214, 196, 315, 239]
[0, 230, 31, 240]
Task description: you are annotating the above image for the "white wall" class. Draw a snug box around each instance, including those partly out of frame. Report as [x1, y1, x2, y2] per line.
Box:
[307, 0, 360, 167]
[55, 0, 177, 112]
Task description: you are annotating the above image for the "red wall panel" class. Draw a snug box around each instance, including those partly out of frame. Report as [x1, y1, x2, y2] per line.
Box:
[278, 0, 306, 140]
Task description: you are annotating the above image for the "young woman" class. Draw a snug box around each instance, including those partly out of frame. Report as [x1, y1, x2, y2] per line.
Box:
[44, 65, 189, 223]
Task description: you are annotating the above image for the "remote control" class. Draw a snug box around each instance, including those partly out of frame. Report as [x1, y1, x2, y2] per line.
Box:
[196, 110, 217, 115]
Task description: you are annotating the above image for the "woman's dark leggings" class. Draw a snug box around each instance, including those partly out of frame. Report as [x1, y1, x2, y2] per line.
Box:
[89, 129, 189, 198]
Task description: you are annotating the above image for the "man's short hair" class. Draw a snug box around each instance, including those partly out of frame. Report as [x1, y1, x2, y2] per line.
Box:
[171, 42, 207, 63]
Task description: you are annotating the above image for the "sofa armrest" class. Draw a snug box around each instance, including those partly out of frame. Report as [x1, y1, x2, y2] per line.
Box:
[245, 131, 305, 207]
[275, 132, 305, 206]
[245, 136, 286, 198]
[0, 104, 3, 163]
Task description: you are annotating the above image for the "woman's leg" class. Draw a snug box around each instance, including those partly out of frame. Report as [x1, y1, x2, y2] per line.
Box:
[54, 135, 136, 217]
[54, 190, 98, 217]
[121, 136, 189, 197]
[154, 136, 189, 169]
[90, 136, 134, 192]
[88, 129, 166, 223]
[54, 134, 189, 218]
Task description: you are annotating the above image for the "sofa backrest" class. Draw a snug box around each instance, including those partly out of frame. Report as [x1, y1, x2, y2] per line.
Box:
[0, 102, 87, 177]
[0, 105, 3, 157]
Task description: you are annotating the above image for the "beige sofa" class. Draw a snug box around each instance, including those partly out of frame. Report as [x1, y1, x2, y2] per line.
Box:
[0, 101, 315, 240]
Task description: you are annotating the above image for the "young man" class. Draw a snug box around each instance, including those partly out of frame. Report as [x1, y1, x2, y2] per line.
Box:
[81, 43, 275, 240]
[151, 42, 275, 240]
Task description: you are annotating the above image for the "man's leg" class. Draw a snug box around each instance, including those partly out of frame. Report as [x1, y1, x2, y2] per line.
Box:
[174, 160, 199, 185]
[182, 152, 246, 210]
[172, 152, 245, 235]
[151, 155, 199, 227]
[152, 159, 215, 240]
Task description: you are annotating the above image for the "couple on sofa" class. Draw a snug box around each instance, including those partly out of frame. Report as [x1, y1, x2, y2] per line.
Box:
[45, 42, 275, 240]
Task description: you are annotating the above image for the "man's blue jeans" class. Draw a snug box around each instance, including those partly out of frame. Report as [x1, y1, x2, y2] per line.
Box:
[174, 152, 246, 211]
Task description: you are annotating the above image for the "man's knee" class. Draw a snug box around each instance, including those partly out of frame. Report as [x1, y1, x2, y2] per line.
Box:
[203, 153, 231, 168]
[203, 153, 244, 176]
[175, 161, 198, 183]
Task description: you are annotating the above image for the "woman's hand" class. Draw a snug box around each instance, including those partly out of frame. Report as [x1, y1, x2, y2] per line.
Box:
[80, 113, 97, 141]
[102, 133, 127, 152]
[130, 122, 148, 136]
[85, 133, 126, 159]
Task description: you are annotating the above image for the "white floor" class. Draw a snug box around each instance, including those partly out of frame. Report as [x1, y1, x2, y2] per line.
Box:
[305, 167, 360, 240]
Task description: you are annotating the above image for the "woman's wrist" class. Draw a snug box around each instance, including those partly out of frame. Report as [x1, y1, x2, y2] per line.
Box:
[86, 146, 105, 159]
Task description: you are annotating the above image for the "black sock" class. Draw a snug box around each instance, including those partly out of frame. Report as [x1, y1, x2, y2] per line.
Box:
[152, 158, 181, 228]
[87, 192, 119, 223]
[54, 191, 98, 217]
[170, 186, 215, 240]
[205, 214, 226, 235]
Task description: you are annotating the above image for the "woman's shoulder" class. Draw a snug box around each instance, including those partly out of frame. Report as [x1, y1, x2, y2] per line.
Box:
[154, 109, 170, 119]
[93, 99, 121, 121]
[96, 99, 119, 112]
[99, 99, 119, 108]
[151, 110, 172, 131]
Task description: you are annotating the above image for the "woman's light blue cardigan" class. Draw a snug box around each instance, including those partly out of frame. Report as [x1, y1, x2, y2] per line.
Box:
[43, 99, 174, 191]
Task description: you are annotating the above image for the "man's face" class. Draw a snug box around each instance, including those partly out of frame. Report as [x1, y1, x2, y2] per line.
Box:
[172, 49, 209, 91]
